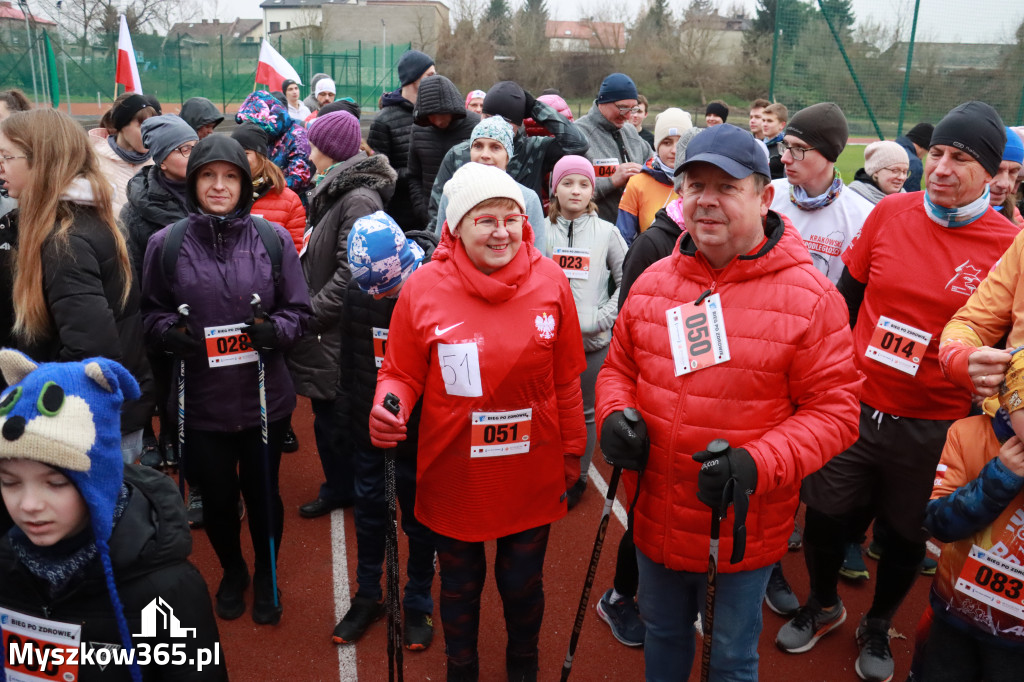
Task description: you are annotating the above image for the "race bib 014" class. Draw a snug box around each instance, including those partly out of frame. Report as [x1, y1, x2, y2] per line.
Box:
[865, 315, 931, 376]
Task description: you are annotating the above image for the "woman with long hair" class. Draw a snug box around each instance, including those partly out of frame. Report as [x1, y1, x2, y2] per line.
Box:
[88, 93, 158, 212]
[0, 108, 154, 460]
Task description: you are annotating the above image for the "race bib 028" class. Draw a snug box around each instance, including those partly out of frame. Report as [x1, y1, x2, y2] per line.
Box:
[204, 323, 257, 368]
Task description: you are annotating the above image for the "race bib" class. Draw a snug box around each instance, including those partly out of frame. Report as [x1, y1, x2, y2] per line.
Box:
[865, 316, 931, 376]
[0, 606, 81, 682]
[470, 409, 532, 457]
[666, 294, 730, 376]
[552, 247, 591, 280]
[438, 341, 483, 397]
[373, 327, 388, 368]
[298, 228, 312, 259]
[592, 157, 619, 179]
[204, 323, 257, 368]
[955, 545, 1024, 620]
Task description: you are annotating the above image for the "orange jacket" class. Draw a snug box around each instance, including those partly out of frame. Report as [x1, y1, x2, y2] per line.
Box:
[251, 187, 307, 253]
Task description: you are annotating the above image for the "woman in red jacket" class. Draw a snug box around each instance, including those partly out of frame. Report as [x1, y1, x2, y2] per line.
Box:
[369, 162, 587, 682]
[231, 123, 307, 252]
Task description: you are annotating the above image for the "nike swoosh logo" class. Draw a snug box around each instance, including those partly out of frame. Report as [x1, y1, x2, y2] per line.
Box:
[434, 322, 465, 336]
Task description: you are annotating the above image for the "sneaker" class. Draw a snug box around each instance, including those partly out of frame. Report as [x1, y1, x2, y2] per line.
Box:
[187, 489, 204, 529]
[866, 541, 883, 561]
[332, 595, 385, 644]
[920, 556, 937, 576]
[252, 572, 282, 625]
[403, 609, 433, 651]
[139, 443, 163, 469]
[855, 617, 894, 682]
[566, 478, 587, 510]
[764, 563, 800, 617]
[775, 598, 847, 653]
[840, 543, 871, 581]
[595, 588, 645, 646]
[788, 525, 803, 551]
[282, 427, 299, 453]
[215, 566, 249, 620]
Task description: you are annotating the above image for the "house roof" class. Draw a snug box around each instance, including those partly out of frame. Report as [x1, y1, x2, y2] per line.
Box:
[167, 18, 261, 43]
[0, 2, 55, 25]
[545, 20, 625, 51]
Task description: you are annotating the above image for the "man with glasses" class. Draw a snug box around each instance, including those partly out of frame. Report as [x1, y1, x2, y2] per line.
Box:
[769, 102, 873, 286]
[576, 73, 654, 223]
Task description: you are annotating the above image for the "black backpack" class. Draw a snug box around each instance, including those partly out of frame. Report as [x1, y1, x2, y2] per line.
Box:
[160, 216, 283, 285]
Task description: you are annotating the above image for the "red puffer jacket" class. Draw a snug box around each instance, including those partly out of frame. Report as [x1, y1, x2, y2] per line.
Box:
[252, 186, 307, 253]
[596, 212, 863, 573]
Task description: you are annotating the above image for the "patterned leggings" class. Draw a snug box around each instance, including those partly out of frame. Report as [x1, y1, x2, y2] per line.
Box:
[434, 524, 550, 674]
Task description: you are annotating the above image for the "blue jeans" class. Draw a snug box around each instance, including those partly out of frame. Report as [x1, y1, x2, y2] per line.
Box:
[636, 547, 771, 682]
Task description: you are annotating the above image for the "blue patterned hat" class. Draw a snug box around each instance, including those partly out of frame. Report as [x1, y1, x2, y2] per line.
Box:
[471, 117, 514, 161]
[347, 211, 425, 296]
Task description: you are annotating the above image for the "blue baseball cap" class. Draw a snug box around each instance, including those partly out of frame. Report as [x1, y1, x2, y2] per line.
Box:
[1004, 126, 1024, 165]
[676, 123, 771, 179]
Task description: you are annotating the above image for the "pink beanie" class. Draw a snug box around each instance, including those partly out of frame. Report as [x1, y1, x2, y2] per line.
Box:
[465, 89, 486, 107]
[550, 155, 595, 194]
[308, 110, 361, 162]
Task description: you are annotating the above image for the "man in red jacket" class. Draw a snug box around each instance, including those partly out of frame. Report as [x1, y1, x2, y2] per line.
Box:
[596, 123, 863, 681]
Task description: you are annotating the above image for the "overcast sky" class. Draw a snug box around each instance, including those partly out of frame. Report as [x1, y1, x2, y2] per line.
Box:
[207, 0, 1022, 45]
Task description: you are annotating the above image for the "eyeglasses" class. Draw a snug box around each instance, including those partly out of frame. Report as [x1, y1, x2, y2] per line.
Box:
[174, 143, 196, 158]
[781, 144, 815, 161]
[472, 214, 528, 230]
[879, 166, 909, 178]
[0, 154, 27, 169]
[615, 105, 642, 115]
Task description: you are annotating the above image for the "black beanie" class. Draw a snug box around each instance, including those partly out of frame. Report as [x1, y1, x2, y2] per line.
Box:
[785, 102, 849, 163]
[483, 81, 527, 126]
[397, 50, 434, 87]
[319, 98, 362, 120]
[705, 101, 729, 122]
[281, 79, 298, 95]
[230, 122, 270, 156]
[905, 122, 934, 149]
[111, 94, 150, 130]
[930, 101, 1005, 177]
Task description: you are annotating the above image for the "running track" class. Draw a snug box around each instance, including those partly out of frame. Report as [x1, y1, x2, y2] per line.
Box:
[184, 397, 931, 681]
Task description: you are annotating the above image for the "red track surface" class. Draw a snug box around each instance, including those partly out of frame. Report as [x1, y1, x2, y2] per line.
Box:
[184, 397, 930, 681]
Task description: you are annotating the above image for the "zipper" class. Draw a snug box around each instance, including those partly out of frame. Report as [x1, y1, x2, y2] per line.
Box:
[567, 220, 574, 248]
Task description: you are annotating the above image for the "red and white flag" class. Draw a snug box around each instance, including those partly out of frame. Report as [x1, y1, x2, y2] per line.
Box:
[115, 15, 142, 94]
[256, 39, 302, 92]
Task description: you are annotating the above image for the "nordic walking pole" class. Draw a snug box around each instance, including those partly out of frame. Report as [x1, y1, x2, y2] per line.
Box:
[175, 303, 190, 500]
[382, 392, 404, 682]
[249, 293, 279, 609]
[560, 407, 644, 681]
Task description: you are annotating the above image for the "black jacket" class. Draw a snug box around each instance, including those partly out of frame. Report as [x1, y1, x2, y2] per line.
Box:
[368, 91, 417, 230]
[895, 135, 925, 192]
[408, 76, 479, 227]
[121, 166, 189, 280]
[0, 466, 226, 681]
[336, 229, 437, 454]
[0, 196, 16, 363]
[618, 207, 683, 310]
[22, 205, 154, 433]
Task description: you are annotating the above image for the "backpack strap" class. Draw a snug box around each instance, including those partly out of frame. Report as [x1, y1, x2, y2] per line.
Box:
[160, 218, 191, 285]
[160, 216, 283, 286]
[251, 216, 283, 285]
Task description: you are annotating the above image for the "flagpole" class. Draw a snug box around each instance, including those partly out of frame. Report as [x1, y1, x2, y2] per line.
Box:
[18, 0, 39, 106]
[56, 0, 72, 113]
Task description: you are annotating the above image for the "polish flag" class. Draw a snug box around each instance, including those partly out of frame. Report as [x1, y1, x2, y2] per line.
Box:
[115, 15, 142, 94]
[256, 39, 302, 92]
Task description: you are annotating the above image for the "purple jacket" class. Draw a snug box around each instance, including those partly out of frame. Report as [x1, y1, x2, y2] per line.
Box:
[140, 213, 311, 432]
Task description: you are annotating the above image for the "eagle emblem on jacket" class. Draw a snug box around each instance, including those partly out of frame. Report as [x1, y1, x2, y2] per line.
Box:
[535, 312, 556, 340]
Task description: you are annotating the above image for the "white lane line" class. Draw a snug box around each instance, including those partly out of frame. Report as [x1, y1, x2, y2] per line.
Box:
[587, 463, 629, 529]
[332, 509, 359, 681]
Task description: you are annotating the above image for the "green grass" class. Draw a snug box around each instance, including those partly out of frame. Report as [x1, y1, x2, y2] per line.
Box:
[836, 143, 866, 185]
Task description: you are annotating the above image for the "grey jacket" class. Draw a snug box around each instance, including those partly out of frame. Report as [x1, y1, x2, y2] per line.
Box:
[286, 152, 397, 400]
[575, 103, 653, 223]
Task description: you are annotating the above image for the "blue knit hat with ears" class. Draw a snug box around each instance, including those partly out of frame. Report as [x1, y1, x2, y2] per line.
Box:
[347, 211, 425, 296]
[0, 350, 142, 682]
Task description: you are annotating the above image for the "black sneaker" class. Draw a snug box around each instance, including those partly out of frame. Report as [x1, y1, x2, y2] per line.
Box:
[252, 572, 283, 625]
[282, 427, 299, 453]
[215, 566, 249, 620]
[332, 595, 384, 644]
[855, 617, 894, 682]
[403, 609, 433, 651]
[139, 443, 163, 469]
[764, 563, 799, 617]
[187, 489, 204, 529]
[506, 653, 539, 682]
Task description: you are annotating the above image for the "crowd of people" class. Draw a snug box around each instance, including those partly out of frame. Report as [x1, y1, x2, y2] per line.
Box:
[1, 50, 1024, 682]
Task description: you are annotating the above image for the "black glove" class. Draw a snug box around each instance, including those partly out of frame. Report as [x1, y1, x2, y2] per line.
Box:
[692, 446, 757, 511]
[162, 326, 202, 357]
[242, 318, 279, 350]
[600, 409, 649, 472]
[523, 90, 538, 118]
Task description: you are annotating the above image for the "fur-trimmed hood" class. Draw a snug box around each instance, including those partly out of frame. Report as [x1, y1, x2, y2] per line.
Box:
[308, 152, 397, 226]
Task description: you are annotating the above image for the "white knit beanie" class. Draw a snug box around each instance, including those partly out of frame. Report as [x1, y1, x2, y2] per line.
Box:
[443, 162, 525, 231]
[654, 108, 693, 149]
[864, 140, 910, 177]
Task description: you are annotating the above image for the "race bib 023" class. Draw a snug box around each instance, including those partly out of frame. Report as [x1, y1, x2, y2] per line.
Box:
[552, 247, 591, 280]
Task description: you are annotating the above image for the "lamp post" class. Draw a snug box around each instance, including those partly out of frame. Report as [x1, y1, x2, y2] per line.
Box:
[17, 0, 39, 105]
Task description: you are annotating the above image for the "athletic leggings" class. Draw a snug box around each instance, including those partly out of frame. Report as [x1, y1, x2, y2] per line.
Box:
[433, 524, 550, 675]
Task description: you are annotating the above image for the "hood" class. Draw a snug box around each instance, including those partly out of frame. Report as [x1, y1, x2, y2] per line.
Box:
[414, 75, 468, 125]
[179, 97, 224, 130]
[236, 90, 295, 139]
[640, 155, 673, 186]
[380, 89, 413, 110]
[125, 165, 187, 225]
[185, 135, 254, 215]
[309, 153, 397, 224]
[648, 206, 685, 240]
[675, 210, 813, 282]
[108, 466, 191, 576]
[405, 228, 439, 262]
